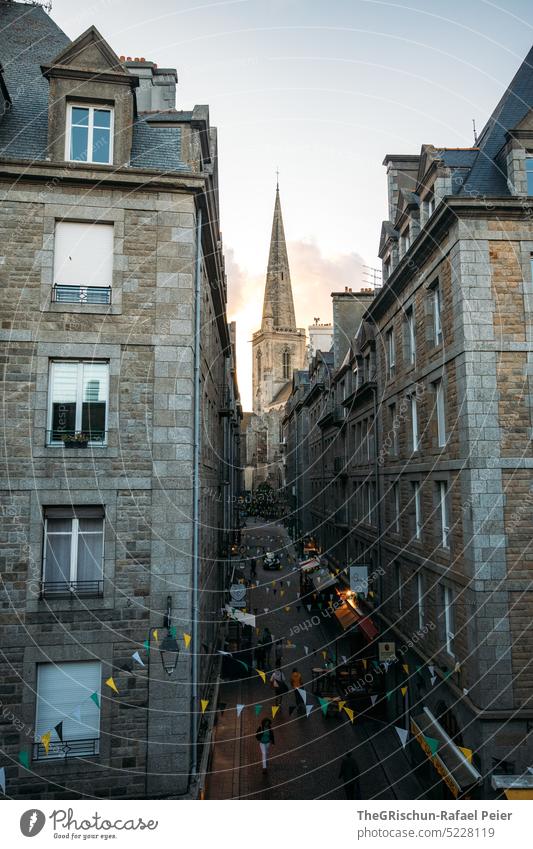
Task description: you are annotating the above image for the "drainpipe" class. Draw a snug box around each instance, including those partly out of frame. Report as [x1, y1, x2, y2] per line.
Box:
[190, 205, 203, 784]
[371, 384, 383, 599]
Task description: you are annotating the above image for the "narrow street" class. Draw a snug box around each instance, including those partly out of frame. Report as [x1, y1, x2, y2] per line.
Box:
[206, 520, 425, 800]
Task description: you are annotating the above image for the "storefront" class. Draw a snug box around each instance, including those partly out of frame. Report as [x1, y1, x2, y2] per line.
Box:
[410, 707, 482, 799]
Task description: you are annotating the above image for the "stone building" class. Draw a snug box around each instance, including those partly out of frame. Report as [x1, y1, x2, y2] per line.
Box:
[0, 2, 240, 799]
[284, 47, 533, 794]
[244, 183, 307, 490]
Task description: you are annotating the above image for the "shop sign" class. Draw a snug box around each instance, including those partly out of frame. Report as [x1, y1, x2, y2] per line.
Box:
[229, 584, 247, 608]
[349, 565, 369, 594]
[378, 641, 396, 661]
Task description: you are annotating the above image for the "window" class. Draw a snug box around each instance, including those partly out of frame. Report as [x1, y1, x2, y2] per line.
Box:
[67, 104, 113, 164]
[405, 305, 416, 366]
[386, 327, 395, 378]
[433, 378, 446, 447]
[383, 256, 391, 281]
[393, 481, 400, 533]
[424, 192, 435, 221]
[442, 585, 455, 656]
[396, 563, 403, 611]
[437, 480, 450, 549]
[527, 156, 533, 194]
[412, 481, 422, 540]
[401, 228, 411, 256]
[47, 360, 109, 445]
[365, 482, 372, 523]
[42, 507, 104, 596]
[282, 349, 291, 380]
[417, 572, 424, 629]
[431, 283, 443, 345]
[53, 221, 113, 304]
[34, 661, 101, 760]
[410, 394, 419, 451]
[389, 403, 398, 455]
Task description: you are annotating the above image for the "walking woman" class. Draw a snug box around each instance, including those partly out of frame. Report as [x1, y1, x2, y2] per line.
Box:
[256, 718, 275, 773]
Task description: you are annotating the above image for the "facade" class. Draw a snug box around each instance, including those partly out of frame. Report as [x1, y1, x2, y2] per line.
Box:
[307, 320, 333, 362]
[284, 48, 533, 794]
[0, 3, 240, 799]
[245, 183, 307, 490]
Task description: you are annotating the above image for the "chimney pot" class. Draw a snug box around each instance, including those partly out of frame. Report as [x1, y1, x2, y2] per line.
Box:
[126, 56, 132, 61]
[119, 55, 125, 61]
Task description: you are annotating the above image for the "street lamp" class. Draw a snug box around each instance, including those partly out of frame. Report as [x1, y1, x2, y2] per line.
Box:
[159, 595, 180, 676]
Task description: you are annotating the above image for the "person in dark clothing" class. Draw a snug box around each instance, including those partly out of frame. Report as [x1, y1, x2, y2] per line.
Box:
[338, 750, 360, 799]
[256, 718, 275, 772]
[250, 558, 257, 580]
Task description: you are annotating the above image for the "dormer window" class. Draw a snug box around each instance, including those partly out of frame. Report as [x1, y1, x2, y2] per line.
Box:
[526, 154, 533, 194]
[424, 191, 435, 221]
[66, 104, 113, 164]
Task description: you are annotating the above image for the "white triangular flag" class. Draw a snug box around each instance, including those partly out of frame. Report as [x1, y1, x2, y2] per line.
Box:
[306, 704, 313, 717]
[236, 704, 245, 717]
[297, 688, 307, 704]
[307, 605, 312, 613]
[395, 726, 408, 748]
[287, 581, 291, 587]
[217, 650, 232, 656]
[370, 694, 378, 705]
[264, 608, 269, 613]
[428, 665, 435, 676]
[304, 646, 309, 655]
[132, 650, 145, 667]
[430, 675, 437, 686]
[341, 655, 347, 664]
[0, 767, 5, 795]
[266, 588, 270, 594]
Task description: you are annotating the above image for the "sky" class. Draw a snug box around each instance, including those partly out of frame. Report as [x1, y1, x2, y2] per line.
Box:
[49, 0, 533, 408]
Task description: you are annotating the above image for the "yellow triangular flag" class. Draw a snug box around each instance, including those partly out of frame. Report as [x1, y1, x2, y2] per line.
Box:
[338, 700, 346, 712]
[41, 731, 51, 755]
[402, 664, 409, 674]
[271, 705, 280, 719]
[256, 669, 266, 684]
[362, 659, 367, 670]
[280, 589, 285, 597]
[401, 686, 408, 697]
[201, 699, 209, 714]
[344, 706, 355, 723]
[183, 633, 192, 649]
[152, 629, 159, 642]
[322, 651, 327, 659]
[285, 606, 290, 612]
[271, 581, 275, 587]
[105, 676, 119, 694]
[458, 746, 473, 763]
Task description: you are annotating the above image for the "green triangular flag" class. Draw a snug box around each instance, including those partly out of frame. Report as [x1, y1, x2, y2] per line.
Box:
[424, 735, 439, 756]
[143, 639, 150, 655]
[90, 691, 100, 709]
[386, 691, 392, 701]
[169, 626, 177, 639]
[318, 697, 329, 717]
[254, 704, 262, 716]
[236, 659, 249, 671]
[372, 660, 380, 670]
[18, 751, 29, 769]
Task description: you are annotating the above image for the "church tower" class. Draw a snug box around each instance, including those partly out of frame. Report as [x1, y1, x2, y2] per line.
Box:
[252, 183, 306, 414]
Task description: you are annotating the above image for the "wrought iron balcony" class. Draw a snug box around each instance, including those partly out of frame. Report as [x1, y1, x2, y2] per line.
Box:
[33, 737, 100, 761]
[40, 580, 104, 598]
[52, 284, 111, 305]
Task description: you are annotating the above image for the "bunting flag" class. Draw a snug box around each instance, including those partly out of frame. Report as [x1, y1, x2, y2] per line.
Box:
[306, 705, 313, 717]
[169, 626, 177, 639]
[430, 676, 437, 687]
[54, 721, 63, 742]
[90, 692, 100, 709]
[236, 660, 249, 671]
[271, 582, 275, 588]
[132, 651, 145, 667]
[322, 651, 327, 660]
[287, 581, 291, 587]
[362, 659, 367, 670]
[428, 665, 435, 677]
[143, 639, 150, 656]
[304, 646, 309, 655]
[458, 746, 473, 764]
[254, 704, 262, 716]
[395, 727, 409, 748]
[201, 700, 209, 714]
[18, 751, 29, 769]
[372, 660, 379, 670]
[236, 704, 245, 717]
[297, 688, 307, 704]
[105, 677, 119, 695]
[424, 735, 439, 756]
[256, 669, 266, 684]
[183, 633, 192, 649]
[217, 650, 232, 656]
[264, 607, 269, 613]
[40, 731, 51, 755]
[342, 655, 347, 665]
[370, 694, 378, 705]
[402, 664, 409, 674]
[454, 661, 461, 673]
[271, 705, 280, 719]
[285, 606, 290, 613]
[318, 697, 329, 717]
[0, 767, 5, 795]
[288, 706, 296, 716]
[307, 605, 312, 613]
[152, 629, 159, 642]
[280, 590, 285, 597]
[386, 691, 392, 701]
[266, 588, 269, 594]
[401, 686, 408, 698]
[344, 706, 355, 723]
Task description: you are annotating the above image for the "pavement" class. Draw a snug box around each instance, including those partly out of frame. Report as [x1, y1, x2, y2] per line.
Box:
[206, 519, 426, 800]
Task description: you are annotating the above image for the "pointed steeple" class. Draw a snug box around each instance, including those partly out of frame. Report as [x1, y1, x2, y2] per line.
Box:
[261, 182, 296, 330]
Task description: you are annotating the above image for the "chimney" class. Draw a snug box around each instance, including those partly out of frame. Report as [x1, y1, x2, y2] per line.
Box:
[123, 58, 178, 112]
[382, 154, 420, 224]
[330, 289, 375, 369]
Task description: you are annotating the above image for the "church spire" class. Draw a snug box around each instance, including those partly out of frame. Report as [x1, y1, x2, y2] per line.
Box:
[261, 181, 297, 330]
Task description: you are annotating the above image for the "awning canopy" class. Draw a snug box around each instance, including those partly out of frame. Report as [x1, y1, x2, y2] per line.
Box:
[334, 602, 359, 630]
[492, 775, 533, 799]
[299, 557, 320, 573]
[411, 708, 481, 798]
[312, 570, 337, 592]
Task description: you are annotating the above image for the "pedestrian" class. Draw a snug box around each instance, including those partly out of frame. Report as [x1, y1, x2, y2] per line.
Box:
[290, 667, 304, 711]
[338, 750, 360, 799]
[256, 718, 275, 773]
[250, 558, 257, 581]
[261, 627, 273, 666]
[270, 662, 288, 707]
[255, 641, 265, 669]
[274, 638, 283, 666]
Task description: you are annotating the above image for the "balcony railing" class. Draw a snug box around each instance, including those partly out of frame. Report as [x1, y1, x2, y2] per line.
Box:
[33, 737, 100, 761]
[41, 580, 104, 598]
[46, 430, 107, 447]
[52, 285, 111, 305]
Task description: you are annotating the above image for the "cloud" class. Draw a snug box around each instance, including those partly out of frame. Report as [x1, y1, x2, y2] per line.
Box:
[227, 240, 367, 410]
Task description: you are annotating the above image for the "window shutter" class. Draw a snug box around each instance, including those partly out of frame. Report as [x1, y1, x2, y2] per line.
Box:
[54, 221, 113, 288]
[35, 661, 101, 743]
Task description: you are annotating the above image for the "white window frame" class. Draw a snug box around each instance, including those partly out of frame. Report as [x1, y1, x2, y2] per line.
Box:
[396, 563, 403, 611]
[526, 155, 533, 195]
[417, 572, 424, 629]
[443, 585, 455, 656]
[413, 480, 422, 540]
[393, 481, 400, 533]
[47, 360, 109, 446]
[35, 661, 102, 759]
[434, 378, 446, 447]
[432, 284, 443, 345]
[66, 103, 114, 165]
[406, 305, 416, 366]
[410, 394, 419, 451]
[438, 480, 450, 549]
[43, 511, 104, 587]
[386, 327, 396, 379]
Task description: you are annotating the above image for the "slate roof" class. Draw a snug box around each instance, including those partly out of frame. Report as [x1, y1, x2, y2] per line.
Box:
[0, 1, 187, 170]
[460, 45, 533, 196]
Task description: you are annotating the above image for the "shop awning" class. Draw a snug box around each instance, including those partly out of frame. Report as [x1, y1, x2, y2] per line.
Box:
[299, 558, 320, 573]
[312, 569, 337, 592]
[334, 602, 359, 630]
[492, 775, 533, 799]
[411, 708, 481, 798]
[358, 614, 379, 641]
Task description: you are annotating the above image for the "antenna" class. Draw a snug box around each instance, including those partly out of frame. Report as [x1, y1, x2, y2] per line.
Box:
[472, 118, 478, 145]
[362, 265, 383, 291]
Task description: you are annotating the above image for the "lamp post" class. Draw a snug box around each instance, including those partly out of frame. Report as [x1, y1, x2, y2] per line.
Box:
[159, 595, 180, 676]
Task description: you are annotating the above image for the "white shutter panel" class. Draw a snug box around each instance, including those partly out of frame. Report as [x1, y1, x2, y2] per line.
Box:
[35, 661, 101, 749]
[54, 222, 113, 287]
